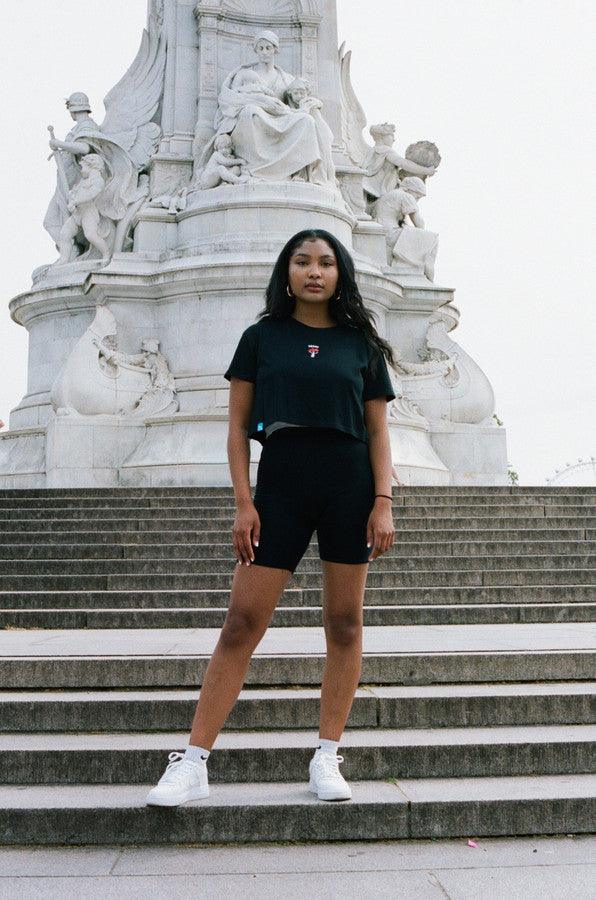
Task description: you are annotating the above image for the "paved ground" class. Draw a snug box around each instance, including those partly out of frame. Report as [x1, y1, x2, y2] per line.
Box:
[0, 835, 593, 898]
[1, 622, 594, 656]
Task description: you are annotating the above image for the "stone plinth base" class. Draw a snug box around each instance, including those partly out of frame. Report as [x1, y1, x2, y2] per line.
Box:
[388, 420, 450, 486]
[134, 181, 356, 258]
[429, 421, 509, 486]
[119, 413, 261, 487]
[0, 428, 46, 489]
[45, 414, 146, 488]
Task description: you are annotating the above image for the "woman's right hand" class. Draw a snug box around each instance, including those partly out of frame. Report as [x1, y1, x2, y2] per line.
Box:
[232, 500, 261, 566]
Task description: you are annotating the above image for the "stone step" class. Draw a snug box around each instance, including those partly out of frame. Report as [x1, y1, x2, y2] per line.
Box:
[1, 622, 593, 685]
[1, 554, 593, 576]
[2, 584, 592, 609]
[0, 527, 591, 545]
[2, 725, 594, 785]
[0, 540, 593, 560]
[1, 504, 593, 521]
[1, 603, 594, 629]
[2, 652, 594, 690]
[3, 683, 592, 733]
[0, 569, 593, 592]
[0, 494, 593, 509]
[1, 486, 593, 496]
[3, 516, 593, 533]
[0, 775, 593, 844]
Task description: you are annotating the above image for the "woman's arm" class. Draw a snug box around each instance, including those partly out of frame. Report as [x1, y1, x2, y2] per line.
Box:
[364, 397, 393, 499]
[227, 378, 255, 506]
[227, 378, 261, 565]
[364, 397, 395, 560]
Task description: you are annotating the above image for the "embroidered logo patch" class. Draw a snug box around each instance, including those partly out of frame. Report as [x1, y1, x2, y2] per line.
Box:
[307, 344, 320, 358]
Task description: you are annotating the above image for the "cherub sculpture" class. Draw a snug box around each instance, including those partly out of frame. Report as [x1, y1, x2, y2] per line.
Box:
[55, 154, 113, 265]
[372, 176, 439, 280]
[44, 3, 166, 268]
[195, 134, 250, 189]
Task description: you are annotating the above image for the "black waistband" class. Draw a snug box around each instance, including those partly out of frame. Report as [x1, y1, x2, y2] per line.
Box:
[267, 426, 359, 443]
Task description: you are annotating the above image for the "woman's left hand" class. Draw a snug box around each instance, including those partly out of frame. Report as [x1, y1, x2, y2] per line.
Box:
[366, 499, 395, 561]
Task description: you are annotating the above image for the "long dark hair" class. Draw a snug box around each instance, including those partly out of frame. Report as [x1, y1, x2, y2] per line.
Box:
[257, 229, 396, 377]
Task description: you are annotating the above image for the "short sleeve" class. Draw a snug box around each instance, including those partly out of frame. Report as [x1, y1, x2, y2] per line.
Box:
[223, 326, 258, 383]
[363, 346, 396, 403]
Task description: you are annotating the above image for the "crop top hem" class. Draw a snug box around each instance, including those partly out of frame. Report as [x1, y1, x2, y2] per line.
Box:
[248, 421, 369, 446]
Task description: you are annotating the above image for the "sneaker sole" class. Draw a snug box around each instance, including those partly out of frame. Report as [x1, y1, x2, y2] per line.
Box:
[308, 780, 352, 801]
[146, 785, 210, 807]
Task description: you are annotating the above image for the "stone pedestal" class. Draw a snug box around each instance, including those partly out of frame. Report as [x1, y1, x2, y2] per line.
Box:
[429, 421, 509, 486]
[45, 414, 146, 488]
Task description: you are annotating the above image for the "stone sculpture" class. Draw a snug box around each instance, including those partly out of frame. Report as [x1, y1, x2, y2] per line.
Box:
[195, 134, 250, 189]
[147, 187, 189, 215]
[43, 4, 166, 268]
[284, 78, 337, 187]
[338, 45, 442, 278]
[54, 154, 113, 265]
[361, 123, 439, 209]
[195, 29, 336, 188]
[372, 176, 439, 280]
[51, 306, 178, 419]
[396, 308, 496, 426]
[96, 338, 179, 418]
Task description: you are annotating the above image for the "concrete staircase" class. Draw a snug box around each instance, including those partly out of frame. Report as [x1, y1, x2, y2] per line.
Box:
[0, 486, 594, 845]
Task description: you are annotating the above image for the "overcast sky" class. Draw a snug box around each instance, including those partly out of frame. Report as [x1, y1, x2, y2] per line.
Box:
[1, 0, 594, 484]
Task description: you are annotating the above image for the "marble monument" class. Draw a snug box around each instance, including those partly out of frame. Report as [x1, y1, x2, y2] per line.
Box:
[0, 0, 507, 487]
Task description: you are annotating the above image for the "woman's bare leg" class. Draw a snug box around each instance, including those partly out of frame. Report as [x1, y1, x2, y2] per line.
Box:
[189, 563, 292, 748]
[319, 561, 369, 741]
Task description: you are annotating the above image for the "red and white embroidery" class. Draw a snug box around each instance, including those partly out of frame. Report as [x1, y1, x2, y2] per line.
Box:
[307, 344, 319, 358]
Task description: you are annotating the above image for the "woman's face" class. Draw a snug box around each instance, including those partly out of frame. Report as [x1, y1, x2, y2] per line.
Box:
[255, 40, 276, 62]
[288, 238, 339, 305]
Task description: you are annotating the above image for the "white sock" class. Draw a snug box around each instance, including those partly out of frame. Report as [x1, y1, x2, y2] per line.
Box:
[316, 738, 339, 756]
[184, 744, 210, 763]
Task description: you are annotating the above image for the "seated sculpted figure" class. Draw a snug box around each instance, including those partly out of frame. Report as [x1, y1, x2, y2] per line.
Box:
[284, 78, 337, 188]
[372, 176, 439, 282]
[209, 29, 336, 187]
[197, 134, 249, 189]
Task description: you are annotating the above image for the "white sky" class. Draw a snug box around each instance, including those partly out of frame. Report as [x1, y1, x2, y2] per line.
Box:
[1, 0, 595, 484]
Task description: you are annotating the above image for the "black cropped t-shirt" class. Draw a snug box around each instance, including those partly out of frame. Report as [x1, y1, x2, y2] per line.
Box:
[223, 316, 396, 446]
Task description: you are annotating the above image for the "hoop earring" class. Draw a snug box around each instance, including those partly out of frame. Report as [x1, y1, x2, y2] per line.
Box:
[334, 290, 342, 301]
[286, 285, 294, 298]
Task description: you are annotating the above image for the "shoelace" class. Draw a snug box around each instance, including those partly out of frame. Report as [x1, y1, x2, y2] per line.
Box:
[160, 751, 191, 783]
[314, 753, 345, 778]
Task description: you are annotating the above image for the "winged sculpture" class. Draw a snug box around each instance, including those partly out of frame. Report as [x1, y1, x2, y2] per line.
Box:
[338, 43, 441, 279]
[43, 1, 167, 269]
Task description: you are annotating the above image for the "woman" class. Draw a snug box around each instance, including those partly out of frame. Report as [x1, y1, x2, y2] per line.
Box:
[146, 228, 397, 807]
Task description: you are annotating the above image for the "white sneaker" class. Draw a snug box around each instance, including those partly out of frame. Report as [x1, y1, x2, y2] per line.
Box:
[308, 750, 352, 801]
[146, 751, 209, 807]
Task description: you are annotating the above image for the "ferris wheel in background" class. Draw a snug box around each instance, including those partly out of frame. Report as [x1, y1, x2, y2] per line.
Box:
[546, 456, 596, 486]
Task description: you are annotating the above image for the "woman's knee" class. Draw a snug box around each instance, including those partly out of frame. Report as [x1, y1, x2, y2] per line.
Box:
[219, 605, 265, 650]
[323, 611, 362, 647]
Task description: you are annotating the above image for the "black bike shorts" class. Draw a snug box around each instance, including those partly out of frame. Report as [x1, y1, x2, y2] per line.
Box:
[249, 426, 376, 573]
